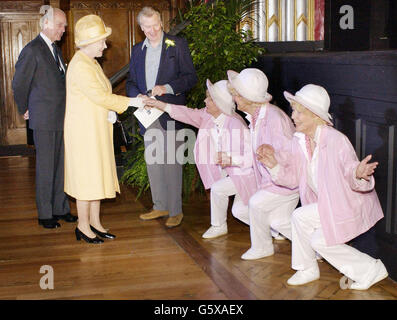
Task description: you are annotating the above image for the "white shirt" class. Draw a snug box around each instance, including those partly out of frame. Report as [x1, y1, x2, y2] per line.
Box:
[210, 114, 228, 178]
[40, 32, 65, 72]
[295, 126, 322, 195]
[210, 113, 226, 152]
[267, 125, 321, 194]
[164, 105, 235, 175]
[165, 104, 228, 177]
[245, 105, 267, 152]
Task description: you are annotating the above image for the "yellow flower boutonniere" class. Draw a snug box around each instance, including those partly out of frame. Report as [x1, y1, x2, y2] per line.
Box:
[165, 38, 176, 49]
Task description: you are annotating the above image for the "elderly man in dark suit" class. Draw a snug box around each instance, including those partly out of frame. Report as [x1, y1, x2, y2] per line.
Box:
[126, 6, 197, 228]
[12, 7, 76, 228]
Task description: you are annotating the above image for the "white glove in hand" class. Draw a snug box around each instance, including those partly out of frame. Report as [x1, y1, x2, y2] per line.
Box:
[129, 97, 144, 110]
[107, 111, 117, 124]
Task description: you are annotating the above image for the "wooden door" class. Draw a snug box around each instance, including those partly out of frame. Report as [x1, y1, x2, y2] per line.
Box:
[0, 12, 41, 145]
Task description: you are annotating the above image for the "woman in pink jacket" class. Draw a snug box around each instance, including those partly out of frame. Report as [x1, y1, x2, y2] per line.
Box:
[227, 68, 300, 260]
[257, 84, 388, 290]
[144, 79, 257, 239]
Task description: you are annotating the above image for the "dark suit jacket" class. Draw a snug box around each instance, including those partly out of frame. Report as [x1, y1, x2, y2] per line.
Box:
[12, 35, 66, 131]
[126, 33, 197, 134]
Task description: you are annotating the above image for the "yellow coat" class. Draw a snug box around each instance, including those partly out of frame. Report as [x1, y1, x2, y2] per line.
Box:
[64, 50, 130, 200]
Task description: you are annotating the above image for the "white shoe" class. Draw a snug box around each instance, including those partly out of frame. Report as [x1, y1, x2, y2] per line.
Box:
[287, 265, 320, 286]
[315, 252, 323, 261]
[350, 259, 388, 290]
[271, 228, 286, 241]
[273, 234, 287, 241]
[202, 224, 228, 239]
[241, 246, 274, 260]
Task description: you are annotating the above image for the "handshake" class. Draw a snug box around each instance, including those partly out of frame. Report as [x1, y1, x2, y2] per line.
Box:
[107, 95, 168, 124]
[107, 97, 146, 123]
[129, 95, 168, 113]
[128, 96, 146, 110]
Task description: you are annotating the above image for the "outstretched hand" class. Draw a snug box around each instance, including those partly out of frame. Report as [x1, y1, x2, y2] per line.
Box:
[143, 98, 167, 111]
[356, 155, 378, 181]
[256, 144, 278, 168]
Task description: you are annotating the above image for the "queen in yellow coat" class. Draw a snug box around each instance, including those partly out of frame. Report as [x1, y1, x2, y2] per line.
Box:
[64, 14, 142, 243]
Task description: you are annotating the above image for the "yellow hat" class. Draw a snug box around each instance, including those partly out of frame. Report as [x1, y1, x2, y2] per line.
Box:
[74, 14, 112, 47]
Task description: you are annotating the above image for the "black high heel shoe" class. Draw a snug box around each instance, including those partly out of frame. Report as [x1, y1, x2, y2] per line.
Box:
[90, 225, 116, 239]
[75, 227, 104, 244]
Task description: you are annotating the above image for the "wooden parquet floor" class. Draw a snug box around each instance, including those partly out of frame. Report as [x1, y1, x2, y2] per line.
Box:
[0, 156, 396, 300]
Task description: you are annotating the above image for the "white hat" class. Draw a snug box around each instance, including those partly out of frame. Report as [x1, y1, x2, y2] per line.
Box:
[227, 68, 272, 103]
[206, 79, 235, 116]
[284, 84, 333, 125]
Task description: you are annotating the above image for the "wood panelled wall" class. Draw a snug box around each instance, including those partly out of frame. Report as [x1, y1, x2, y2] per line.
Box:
[0, 0, 184, 145]
[64, 0, 174, 77]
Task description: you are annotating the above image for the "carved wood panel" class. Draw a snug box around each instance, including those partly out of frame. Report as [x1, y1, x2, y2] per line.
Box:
[98, 8, 131, 77]
[0, 12, 41, 145]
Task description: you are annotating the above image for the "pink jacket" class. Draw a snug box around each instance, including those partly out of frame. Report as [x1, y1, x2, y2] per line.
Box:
[273, 126, 384, 246]
[169, 104, 257, 204]
[252, 103, 298, 195]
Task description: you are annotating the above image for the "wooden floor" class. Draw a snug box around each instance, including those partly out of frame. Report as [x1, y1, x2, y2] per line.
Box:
[0, 155, 396, 300]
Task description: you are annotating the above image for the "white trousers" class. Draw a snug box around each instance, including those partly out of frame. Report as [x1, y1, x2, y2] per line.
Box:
[210, 177, 248, 226]
[291, 203, 378, 283]
[248, 189, 299, 250]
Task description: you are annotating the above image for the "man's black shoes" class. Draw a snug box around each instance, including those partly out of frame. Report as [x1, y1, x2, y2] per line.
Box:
[38, 218, 61, 229]
[53, 213, 78, 222]
[38, 213, 77, 228]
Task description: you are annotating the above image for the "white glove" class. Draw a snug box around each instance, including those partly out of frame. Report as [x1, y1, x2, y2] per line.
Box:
[107, 111, 117, 123]
[129, 97, 144, 110]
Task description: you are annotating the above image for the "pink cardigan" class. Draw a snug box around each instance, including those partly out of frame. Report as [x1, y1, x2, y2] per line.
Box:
[273, 126, 384, 246]
[169, 104, 257, 205]
[252, 103, 298, 195]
